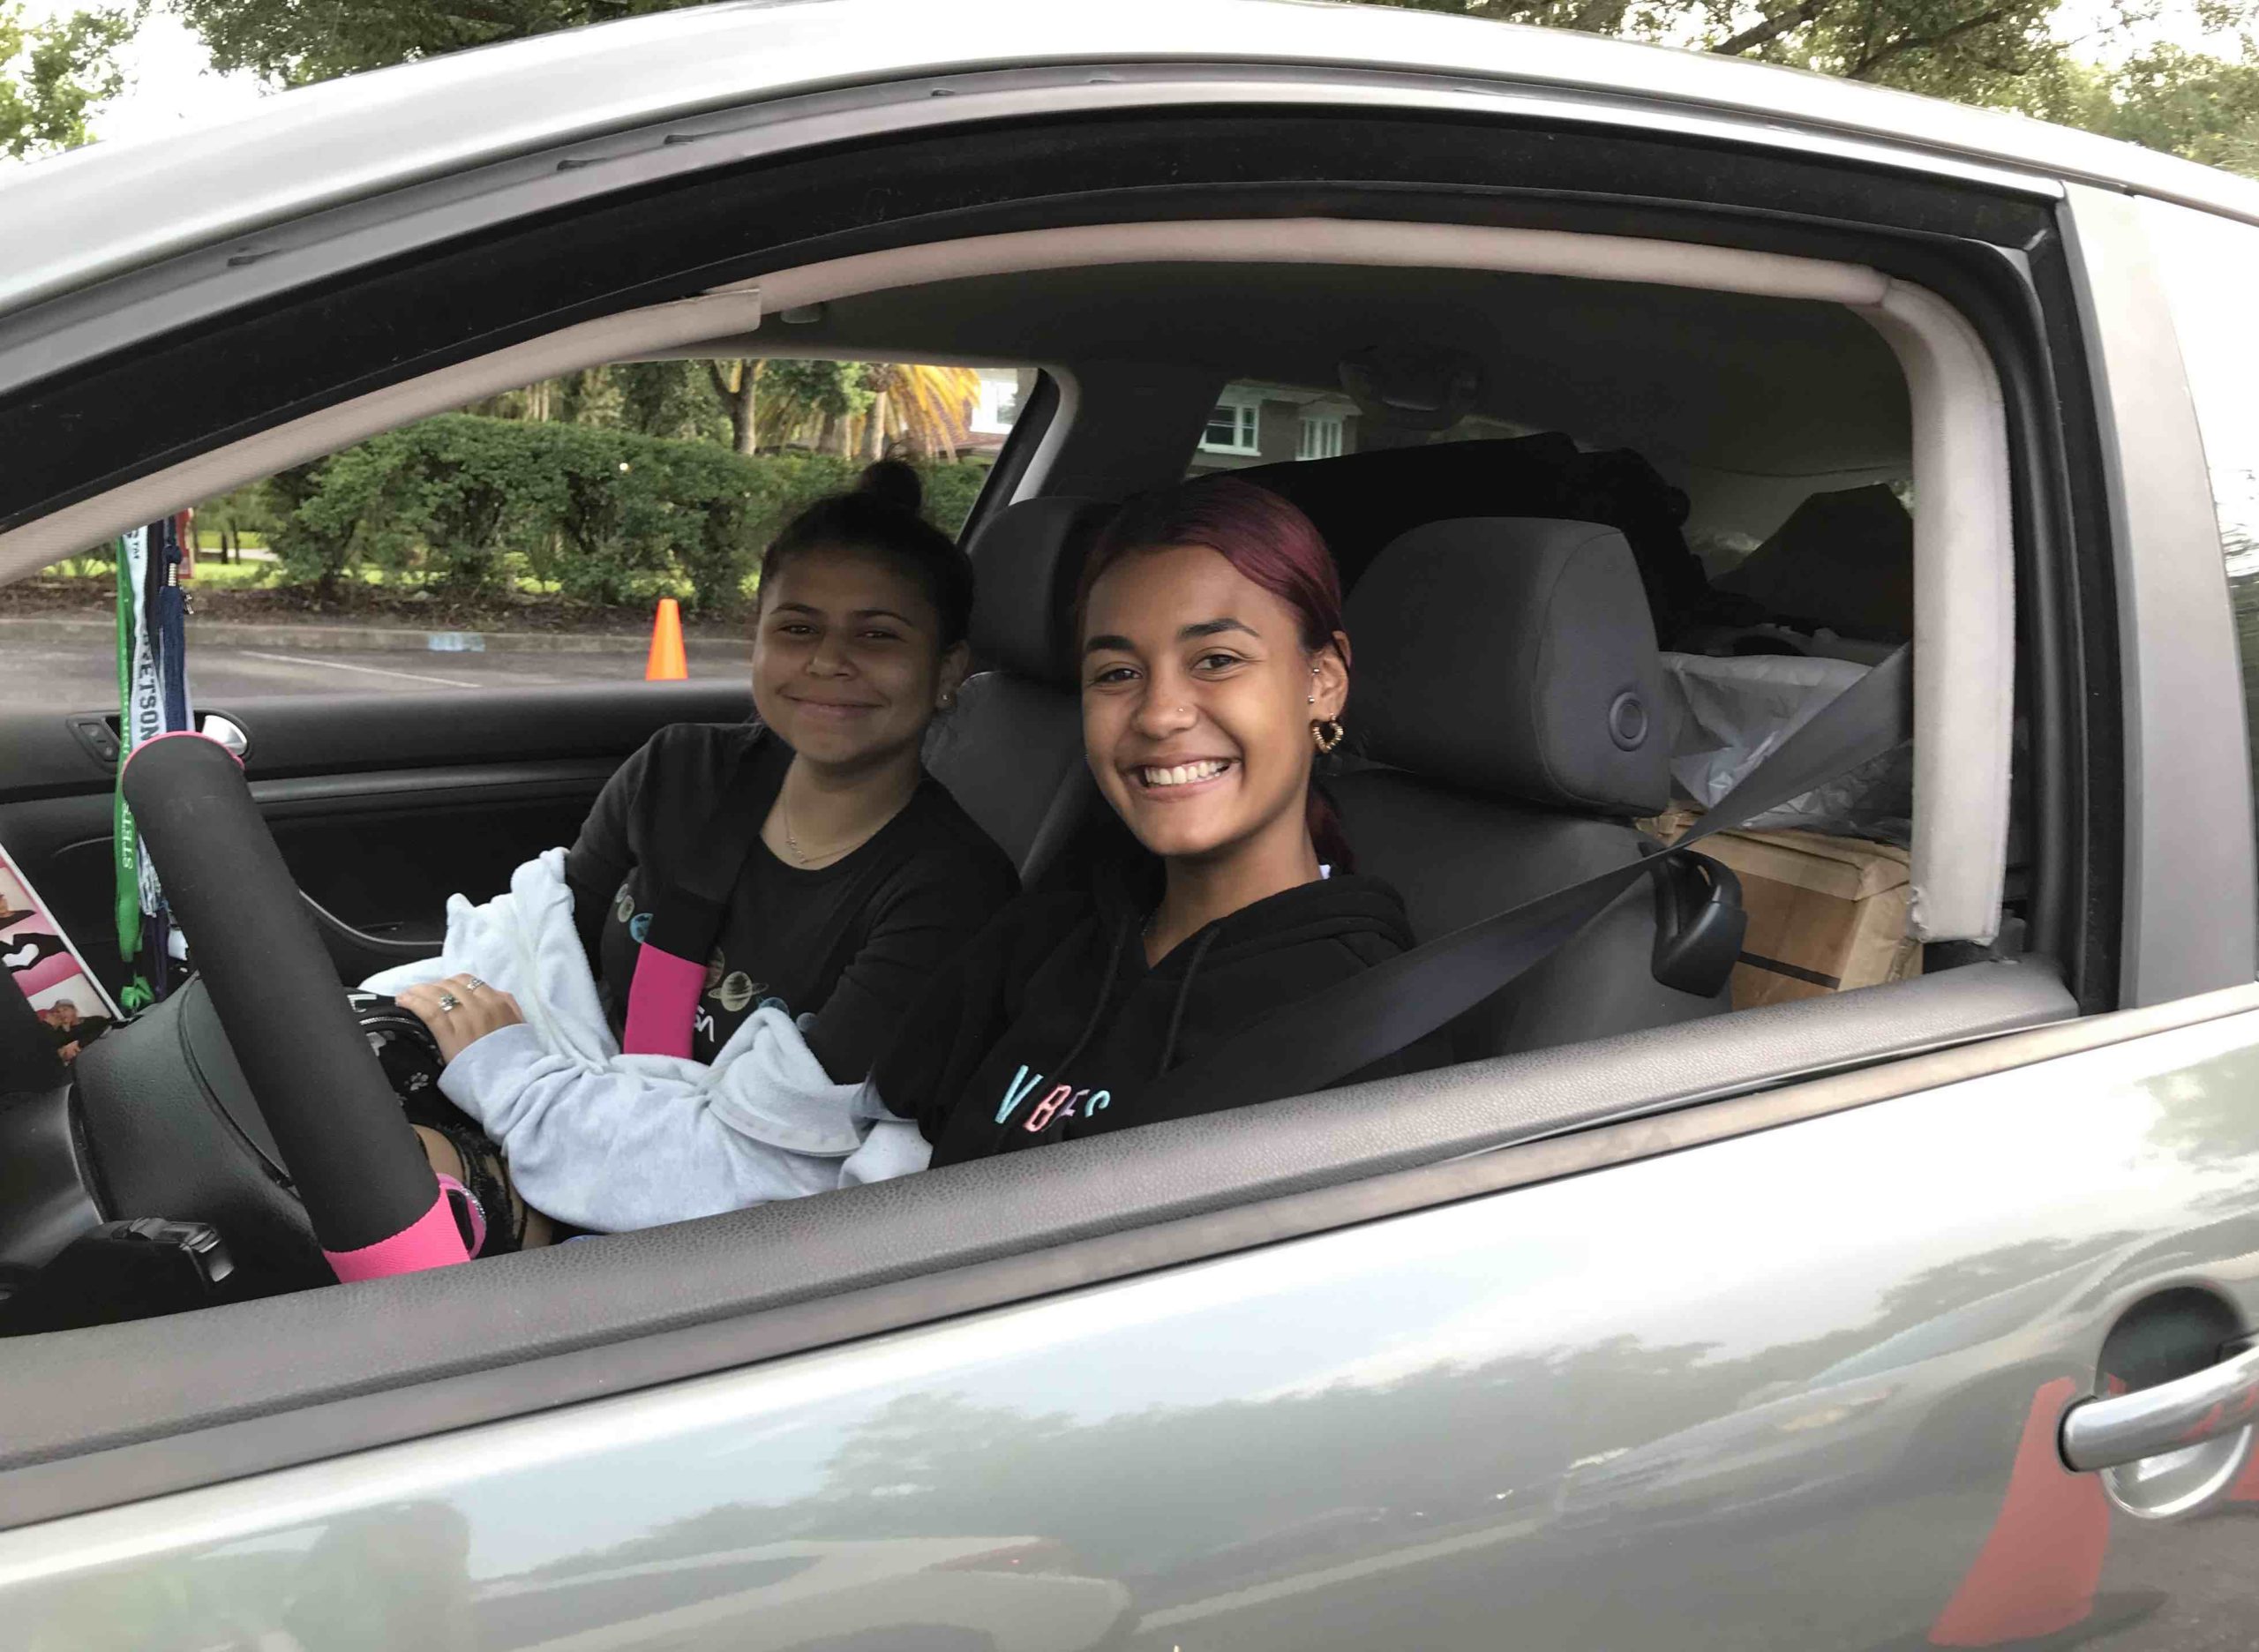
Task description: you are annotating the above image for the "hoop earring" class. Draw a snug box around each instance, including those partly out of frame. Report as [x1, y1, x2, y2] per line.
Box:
[1310, 718, 1345, 754]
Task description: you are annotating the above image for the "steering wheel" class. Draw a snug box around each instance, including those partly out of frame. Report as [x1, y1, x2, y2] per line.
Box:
[79, 734, 469, 1288]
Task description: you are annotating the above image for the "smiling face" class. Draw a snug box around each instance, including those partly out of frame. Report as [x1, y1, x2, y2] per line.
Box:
[1082, 542, 1348, 865]
[751, 546, 968, 777]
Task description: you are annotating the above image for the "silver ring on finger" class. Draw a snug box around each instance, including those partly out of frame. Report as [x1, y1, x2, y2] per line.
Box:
[435, 992, 461, 1013]
[461, 976, 486, 993]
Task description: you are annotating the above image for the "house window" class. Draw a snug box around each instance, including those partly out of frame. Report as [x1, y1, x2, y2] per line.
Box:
[970, 369, 1023, 436]
[1201, 395, 1262, 455]
[1298, 413, 1345, 462]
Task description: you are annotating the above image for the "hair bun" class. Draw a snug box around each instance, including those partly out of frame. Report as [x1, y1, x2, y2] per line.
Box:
[856, 458, 923, 516]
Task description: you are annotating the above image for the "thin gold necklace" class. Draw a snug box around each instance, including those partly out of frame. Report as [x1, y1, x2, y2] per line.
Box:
[781, 785, 873, 867]
[780, 787, 824, 866]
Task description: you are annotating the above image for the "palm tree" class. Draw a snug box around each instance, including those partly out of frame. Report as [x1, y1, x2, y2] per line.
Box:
[749, 361, 980, 460]
[854, 364, 981, 461]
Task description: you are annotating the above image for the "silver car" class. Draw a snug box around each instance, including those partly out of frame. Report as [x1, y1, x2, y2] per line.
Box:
[4, 2, 2259, 1647]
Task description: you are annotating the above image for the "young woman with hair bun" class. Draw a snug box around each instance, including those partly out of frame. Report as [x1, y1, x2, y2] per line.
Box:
[385, 460, 1018, 1245]
[860, 476, 1422, 1167]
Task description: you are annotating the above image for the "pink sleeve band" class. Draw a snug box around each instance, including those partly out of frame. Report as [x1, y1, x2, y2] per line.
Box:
[622, 943, 703, 1058]
[322, 1185, 472, 1281]
[122, 729, 245, 770]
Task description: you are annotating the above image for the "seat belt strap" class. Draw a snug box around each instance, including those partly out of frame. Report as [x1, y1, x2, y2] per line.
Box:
[622, 747, 774, 1057]
[621, 731, 924, 1057]
[1137, 646, 1913, 1120]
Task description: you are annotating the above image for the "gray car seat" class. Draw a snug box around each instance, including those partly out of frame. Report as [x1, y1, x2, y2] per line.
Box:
[924, 496, 1114, 882]
[1336, 516, 1730, 1059]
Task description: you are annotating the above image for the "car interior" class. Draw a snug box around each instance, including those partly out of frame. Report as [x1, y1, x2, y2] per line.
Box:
[0, 92, 2110, 1506]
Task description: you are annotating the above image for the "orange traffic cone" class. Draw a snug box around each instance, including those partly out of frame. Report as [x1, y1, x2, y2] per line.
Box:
[644, 597, 687, 681]
[2223, 1424, 2259, 1506]
[1923, 1377, 2113, 1647]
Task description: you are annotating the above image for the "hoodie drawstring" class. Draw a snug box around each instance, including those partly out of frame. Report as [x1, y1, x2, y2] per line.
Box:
[1153, 927, 1219, 1078]
[1053, 912, 1132, 1083]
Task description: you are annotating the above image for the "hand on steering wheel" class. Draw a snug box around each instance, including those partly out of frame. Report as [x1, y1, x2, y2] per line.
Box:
[395, 974, 525, 1065]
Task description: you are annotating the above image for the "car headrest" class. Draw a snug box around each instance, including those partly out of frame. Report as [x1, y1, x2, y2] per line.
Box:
[965, 496, 1115, 687]
[1346, 518, 1670, 816]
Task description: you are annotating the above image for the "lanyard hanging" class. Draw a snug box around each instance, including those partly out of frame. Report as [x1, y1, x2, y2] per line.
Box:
[112, 528, 151, 1010]
[112, 513, 196, 1011]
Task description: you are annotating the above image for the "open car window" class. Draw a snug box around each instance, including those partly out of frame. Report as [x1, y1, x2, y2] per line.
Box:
[6, 229, 2011, 1301]
[4, 359, 1042, 717]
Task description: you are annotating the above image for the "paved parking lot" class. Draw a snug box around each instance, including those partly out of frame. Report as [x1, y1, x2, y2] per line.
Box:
[0, 640, 747, 706]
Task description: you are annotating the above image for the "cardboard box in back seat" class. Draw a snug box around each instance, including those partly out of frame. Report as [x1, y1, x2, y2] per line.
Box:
[1640, 809, 1923, 1010]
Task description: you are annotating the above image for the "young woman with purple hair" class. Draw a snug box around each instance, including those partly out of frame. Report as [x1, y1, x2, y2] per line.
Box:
[862, 475, 1422, 1165]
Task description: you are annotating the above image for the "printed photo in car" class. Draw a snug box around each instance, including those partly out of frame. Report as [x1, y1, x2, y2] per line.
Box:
[0, 844, 118, 1064]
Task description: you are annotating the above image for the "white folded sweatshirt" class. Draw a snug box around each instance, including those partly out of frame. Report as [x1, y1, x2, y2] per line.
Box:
[362, 848, 930, 1233]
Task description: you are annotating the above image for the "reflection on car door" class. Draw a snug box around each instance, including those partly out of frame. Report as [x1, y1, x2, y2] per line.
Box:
[7, 1005, 2259, 1650]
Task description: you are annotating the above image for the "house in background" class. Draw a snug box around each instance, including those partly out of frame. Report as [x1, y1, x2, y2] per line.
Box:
[963, 370, 1537, 472]
[1187, 382, 1361, 472]
[961, 366, 1033, 460]
[1185, 379, 1543, 472]
[961, 372, 1360, 470]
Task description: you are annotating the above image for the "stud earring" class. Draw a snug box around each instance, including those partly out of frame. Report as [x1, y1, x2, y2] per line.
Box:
[1308, 663, 1320, 705]
[1310, 718, 1345, 754]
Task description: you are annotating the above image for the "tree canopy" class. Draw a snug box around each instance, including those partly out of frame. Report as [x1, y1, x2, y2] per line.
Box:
[0, 3, 130, 159]
[1373, 0, 2259, 169]
[147, 0, 2259, 178]
[169, 0, 680, 86]
[13, 0, 2259, 178]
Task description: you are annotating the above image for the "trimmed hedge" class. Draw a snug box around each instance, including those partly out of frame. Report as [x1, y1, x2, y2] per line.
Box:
[266, 415, 989, 611]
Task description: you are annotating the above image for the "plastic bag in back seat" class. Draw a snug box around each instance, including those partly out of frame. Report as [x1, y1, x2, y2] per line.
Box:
[1659, 651, 1912, 845]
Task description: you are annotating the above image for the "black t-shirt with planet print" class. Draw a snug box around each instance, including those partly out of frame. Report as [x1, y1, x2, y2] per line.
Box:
[564, 722, 1017, 1082]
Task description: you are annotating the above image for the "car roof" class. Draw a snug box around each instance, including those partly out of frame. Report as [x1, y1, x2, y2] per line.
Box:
[6, 0, 2259, 321]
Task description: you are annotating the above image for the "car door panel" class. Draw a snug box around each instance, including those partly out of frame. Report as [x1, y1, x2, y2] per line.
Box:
[256, 759, 629, 946]
[5, 1008, 2255, 1650]
[0, 680, 751, 1000]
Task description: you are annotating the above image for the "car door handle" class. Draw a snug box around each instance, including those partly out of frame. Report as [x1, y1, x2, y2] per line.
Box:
[2060, 1338, 2259, 1471]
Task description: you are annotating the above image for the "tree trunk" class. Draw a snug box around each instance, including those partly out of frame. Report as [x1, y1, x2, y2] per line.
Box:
[862, 393, 889, 462]
[705, 359, 761, 454]
[733, 361, 759, 454]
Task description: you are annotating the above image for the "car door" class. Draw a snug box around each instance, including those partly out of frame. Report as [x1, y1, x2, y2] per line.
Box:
[2, 991, 2256, 1652]
[4, 22, 2259, 1652]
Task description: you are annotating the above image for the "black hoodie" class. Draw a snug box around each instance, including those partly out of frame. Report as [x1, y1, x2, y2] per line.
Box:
[870, 864, 1420, 1167]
